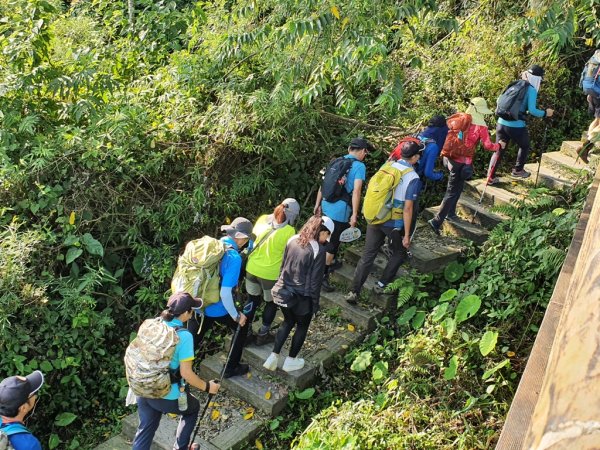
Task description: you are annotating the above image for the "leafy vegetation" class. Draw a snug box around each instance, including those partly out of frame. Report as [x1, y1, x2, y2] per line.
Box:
[0, 0, 598, 447]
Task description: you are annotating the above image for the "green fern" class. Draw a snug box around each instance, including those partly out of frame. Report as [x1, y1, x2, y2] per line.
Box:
[396, 285, 415, 309]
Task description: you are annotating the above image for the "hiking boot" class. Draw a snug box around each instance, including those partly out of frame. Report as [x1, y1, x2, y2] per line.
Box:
[344, 291, 358, 305]
[282, 357, 305, 372]
[321, 276, 335, 292]
[487, 177, 500, 186]
[428, 219, 441, 236]
[224, 363, 249, 378]
[255, 331, 275, 346]
[263, 353, 278, 371]
[510, 169, 531, 179]
[329, 259, 343, 272]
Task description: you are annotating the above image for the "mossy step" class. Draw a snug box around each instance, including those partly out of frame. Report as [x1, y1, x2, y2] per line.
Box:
[319, 290, 382, 332]
[228, 324, 363, 390]
[330, 263, 397, 310]
[121, 412, 221, 450]
[422, 207, 490, 245]
[453, 195, 507, 230]
[523, 163, 575, 190]
[199, 353, 288, 417]
[560, 140, 584, 160]
[464, 178, 526, 207]
[541, 151, 591, 178]
[94, 434, 133, 450]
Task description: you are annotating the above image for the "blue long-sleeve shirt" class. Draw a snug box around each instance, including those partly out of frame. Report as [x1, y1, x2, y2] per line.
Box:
[498, 85, 545, 128]
[415, 140, 444, 181]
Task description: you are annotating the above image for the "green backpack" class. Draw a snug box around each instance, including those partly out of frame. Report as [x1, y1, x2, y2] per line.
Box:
[170, 236, 226, 307]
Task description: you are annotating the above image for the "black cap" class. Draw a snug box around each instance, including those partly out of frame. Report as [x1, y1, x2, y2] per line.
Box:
[401, 141, 424, 158]
[528, 64, 545, 78]
[427, 115, 447, 128]
[0, 371, 44, 416]
[220, 217, 256, 241]
[167, 292, 203, 315]
[349, 138, 375, 152]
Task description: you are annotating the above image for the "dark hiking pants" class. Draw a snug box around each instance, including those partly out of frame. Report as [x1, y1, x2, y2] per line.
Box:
[432, 159, 472, 228]
[489, 124, 531, 177]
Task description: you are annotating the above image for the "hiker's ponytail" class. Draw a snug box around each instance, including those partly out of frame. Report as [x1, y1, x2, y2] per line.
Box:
[273, 204, 286, 224]
[160, 309, 175, 321]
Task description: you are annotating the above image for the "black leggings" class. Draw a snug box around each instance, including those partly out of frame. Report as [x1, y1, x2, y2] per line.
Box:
[273, 302, 313, 358]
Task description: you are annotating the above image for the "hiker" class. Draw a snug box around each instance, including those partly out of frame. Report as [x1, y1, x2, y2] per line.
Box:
[244, 199, 301, 346]
[186, 217, 255, 378]
[488, 65, 554, 182]
[314, 138, 373, 292]
[262, 216, 333, 372]
[345, 141, 423, 304]
[131, 293, 220, 450]
[428, 99, 504, 234]
[0, 371, 44, 450]
[580, 49, 600, 163]
[413, 114, 449, 182]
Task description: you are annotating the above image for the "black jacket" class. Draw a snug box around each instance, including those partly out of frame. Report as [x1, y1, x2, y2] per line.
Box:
[276, 237, 326, 311]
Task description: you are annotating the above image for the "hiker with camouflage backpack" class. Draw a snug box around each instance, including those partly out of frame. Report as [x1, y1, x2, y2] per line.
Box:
[128, 293, 220, 450]
[428, 98, 504, 235]
[314, 138, 373, 292]
[488, 65, 554, 182]
[0, 371, 44, 450]
[345, 140, 423, 304]
[579, 49, 600, 163]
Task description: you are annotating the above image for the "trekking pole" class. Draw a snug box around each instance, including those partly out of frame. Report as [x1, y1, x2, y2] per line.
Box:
[534, 124, 549, 187]
[188, 306, 248, 449]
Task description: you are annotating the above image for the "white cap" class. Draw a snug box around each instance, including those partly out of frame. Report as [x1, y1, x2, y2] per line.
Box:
[322, 216, 335, 241]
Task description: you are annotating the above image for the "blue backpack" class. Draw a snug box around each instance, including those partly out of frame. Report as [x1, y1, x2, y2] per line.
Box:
[580, 50, 600, 96]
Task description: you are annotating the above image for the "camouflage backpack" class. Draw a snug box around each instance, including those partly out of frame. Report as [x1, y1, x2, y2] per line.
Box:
[171, 236, 226, 307]
[124, 318, 183, 398]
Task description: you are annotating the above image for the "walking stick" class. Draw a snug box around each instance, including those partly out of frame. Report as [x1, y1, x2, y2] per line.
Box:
[534, 124, 549, 188]
[188, 318, 245, 449]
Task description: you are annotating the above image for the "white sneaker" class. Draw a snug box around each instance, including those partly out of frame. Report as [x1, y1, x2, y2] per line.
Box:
[263, 352, 278, 371]
[282, 357, 305, 372]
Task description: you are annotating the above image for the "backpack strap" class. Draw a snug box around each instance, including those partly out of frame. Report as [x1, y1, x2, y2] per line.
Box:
[0, 422, 30, 436]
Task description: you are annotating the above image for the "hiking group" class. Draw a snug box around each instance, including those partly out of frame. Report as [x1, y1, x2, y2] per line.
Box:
[2, 57, 597, 450]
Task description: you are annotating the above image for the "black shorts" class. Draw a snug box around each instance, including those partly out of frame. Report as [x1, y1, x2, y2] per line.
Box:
[588, 94, 600, 118]
[325, 219, 350, 255]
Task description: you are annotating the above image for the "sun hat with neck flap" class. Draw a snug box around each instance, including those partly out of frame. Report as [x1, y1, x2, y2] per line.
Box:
[466, 97, 493, 126]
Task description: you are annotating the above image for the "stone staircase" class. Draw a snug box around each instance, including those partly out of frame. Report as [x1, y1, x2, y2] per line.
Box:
[97, 141, 593, 450]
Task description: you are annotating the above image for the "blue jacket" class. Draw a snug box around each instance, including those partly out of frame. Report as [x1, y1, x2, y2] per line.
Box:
[415, 139, 443, 181]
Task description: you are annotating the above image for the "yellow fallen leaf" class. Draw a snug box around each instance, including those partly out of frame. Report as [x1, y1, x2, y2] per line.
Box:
[507, 351, 515, 357]
[331, 5, 340, 19]
[265, 391, 272, 400]
[211, 409, 220, 421]
[347, 324, 355, 332]
[255, 439, 264, 450]
[167, 413, 178, 419]
[69, 211, 76, 225]
[247, 372, 252, 379]
[244, 410, 254, 420]
[341, 17, 350, 29]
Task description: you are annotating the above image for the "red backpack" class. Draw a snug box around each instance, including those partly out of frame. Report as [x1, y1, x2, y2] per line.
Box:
[441, 113, 473, 160]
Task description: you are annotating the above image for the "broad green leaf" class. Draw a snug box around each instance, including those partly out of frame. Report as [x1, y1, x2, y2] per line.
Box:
[49, 434, 60, 449]
[65, 247, 83, 264]
[295, 387, 315, 399]
[40, 361, 53, 372]
[479, 330, 499, 356]
[444, 261, 464, 282]
[82, 233, 104, 257]
[439, 289, 458, 303]
[482, 359, 510, 380]
[350, 351, 372, 372]
[443, 355, 458, 380]
[372, 361, 388, 381]
[455, 295, 481, 323]
[396, 306, 416, 326]
[55, 412, 77, 426]
[552, 207, 566, 216]
[133, 254, 145, 276]
[431, 303, 449, 322]
[443, 318, 456, 339]
[411, 311, 426, 329]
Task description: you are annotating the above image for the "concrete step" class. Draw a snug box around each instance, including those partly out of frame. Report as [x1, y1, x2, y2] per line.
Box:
[464, 178, 526, 207]
[541, 151, 590, 178]
[422, 207, 490, 245]
[230, 321, 364, 390]
[560, 141, 584, 160]
[199, 353, 288, 417]
[330, 263, 397, 310]
[319, 290, 382, 332]
[94, 434, 132, 450]
[453, 195, 506, 230]
[523, 163, 575, 190]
